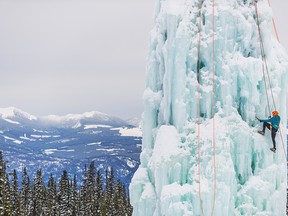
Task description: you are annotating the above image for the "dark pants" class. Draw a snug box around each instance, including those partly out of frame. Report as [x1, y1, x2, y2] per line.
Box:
[262, 122, 277, 149]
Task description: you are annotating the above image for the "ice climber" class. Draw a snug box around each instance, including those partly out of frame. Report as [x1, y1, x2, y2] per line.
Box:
[257, 111, 281, 153]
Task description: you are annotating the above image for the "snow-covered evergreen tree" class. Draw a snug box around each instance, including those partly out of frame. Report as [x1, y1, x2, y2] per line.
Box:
[87, 161, 96, 215]
[11, 170, 21, 215]
[21, 167, 32, 215]
[58, 170, 72, 216]
[3, 171, 12, 216]
[0, 151, 5, 215]
[79, 164, 88, 216]
[95, 170, 103, 215]
[47, 173, 57, 215]
[32, 169, 46, 215]
[71, 175, 79, 216]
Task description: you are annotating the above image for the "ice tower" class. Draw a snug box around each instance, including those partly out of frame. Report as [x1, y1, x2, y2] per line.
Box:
[130, 0, 288, 215]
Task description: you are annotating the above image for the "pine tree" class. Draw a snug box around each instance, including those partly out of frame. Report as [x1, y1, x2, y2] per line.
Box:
[86, 161, 96, 215]
[58, 170, 72, 216]
[3, 170, 12, 216]
[32, 169, 46, 215]
[21, 167, 32, 215]
[71, 174, 79, 216]
[95, 170, 103, 215]
[122, 184, 133, 216]
[126, 190, 133, 216]
[100, 167, 116, 216]
[47, 173, 57, 215]
[108, 167, 115, 215]
[79, 164, 88, 216]
[71, 175, 78, 216]
[112, 180, 121, 215]
[11, 169, 21, 215]
[0, 151, 5, 215]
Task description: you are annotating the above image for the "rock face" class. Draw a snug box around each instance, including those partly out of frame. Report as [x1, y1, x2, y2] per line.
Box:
[130, 0, 288, 215]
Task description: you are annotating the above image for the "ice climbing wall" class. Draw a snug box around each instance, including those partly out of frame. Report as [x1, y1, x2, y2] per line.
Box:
[130, 0, 288, 215]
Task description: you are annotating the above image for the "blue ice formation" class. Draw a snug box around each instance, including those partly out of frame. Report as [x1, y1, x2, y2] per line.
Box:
[130, 0, 288, 215]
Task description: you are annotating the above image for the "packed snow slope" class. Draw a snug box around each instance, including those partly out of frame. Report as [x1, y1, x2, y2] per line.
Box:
[130, 0, 288, 215]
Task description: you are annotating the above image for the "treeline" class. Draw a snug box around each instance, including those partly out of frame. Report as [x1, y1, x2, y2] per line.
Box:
[0, 152, 133, 216]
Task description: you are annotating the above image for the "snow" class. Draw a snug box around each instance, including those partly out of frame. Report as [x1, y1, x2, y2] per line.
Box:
[119, 127, 142, 137]
[130, 0, 288, 215]
[20, 134, 36, 141]
[78, 130, 102, 135]
[3, 118, 20, 125]
[97, 148, 123, 152]
[0, 107, 37, 121]
[127, 159, 137, 168]
[48, 138, 78, 144]
[41, 111, 121, 124]
[86, 142, 102, 146]
[12, 140, 23, 144]
[33, 129, 49, 133]
[31, 134, 51, 138]
[44, 149, 57, 155]
[72, 122, 82, 129]
[84, 124, 112, 129]
[44, 149, 75, 155]
[111, 127, 142, 137]
[2, 135, 23, 144]
[126, 118, 142, 127]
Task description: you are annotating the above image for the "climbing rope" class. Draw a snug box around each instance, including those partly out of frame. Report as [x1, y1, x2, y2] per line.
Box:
[254, 0, 272, 114]
[254, 0, 287, 161]
[197, 0, 205, 214]
[211, 0, 217, 215]
[197, 0, 217, 215]
[267, 0, 280, 42]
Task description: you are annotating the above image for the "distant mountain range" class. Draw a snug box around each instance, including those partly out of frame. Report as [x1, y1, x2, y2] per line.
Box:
[0, 107, 142, 186]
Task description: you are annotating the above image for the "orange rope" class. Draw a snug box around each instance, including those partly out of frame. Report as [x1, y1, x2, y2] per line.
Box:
[197, 0, 205, 214]
[254, 1, 287, 161]
[267, 0, 280, 42]
[211, 0, 217, 215]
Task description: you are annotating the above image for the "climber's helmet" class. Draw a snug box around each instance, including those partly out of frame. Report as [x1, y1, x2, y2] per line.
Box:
[272, 110, 279, 116]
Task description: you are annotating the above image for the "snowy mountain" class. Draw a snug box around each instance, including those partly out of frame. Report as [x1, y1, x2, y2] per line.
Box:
[0, 107, 37, 123]
[130, 0, 287, 216]
[126, 118, 142, 128]
[0, 107, 142, 186]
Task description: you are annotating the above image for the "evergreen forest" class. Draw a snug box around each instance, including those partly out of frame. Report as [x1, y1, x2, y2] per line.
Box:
[0, 151, 133, 216]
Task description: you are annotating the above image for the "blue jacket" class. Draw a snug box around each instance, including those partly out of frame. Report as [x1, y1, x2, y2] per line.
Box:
[261, 116, 281, 130]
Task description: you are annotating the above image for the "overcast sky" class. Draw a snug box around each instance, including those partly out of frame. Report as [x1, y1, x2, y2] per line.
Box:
[0, 0, 286, 119]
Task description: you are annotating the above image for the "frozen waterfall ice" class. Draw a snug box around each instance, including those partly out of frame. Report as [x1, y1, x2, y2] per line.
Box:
[130, 0, 288, 215]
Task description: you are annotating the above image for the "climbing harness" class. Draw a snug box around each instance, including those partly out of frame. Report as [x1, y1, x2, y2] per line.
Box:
[197, 0, 217, 215]
[254, 0, 287, 161]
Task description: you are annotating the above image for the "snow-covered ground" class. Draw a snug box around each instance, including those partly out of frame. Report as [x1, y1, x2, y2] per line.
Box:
[113, 127, 143, 137]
